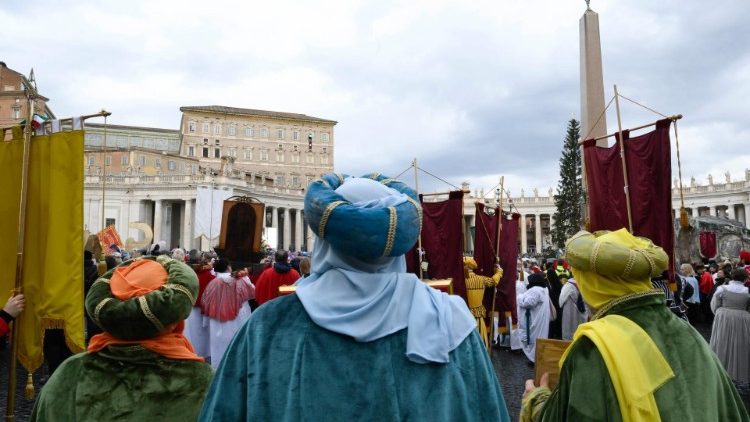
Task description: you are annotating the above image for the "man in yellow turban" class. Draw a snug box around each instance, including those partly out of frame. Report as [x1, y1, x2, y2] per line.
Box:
[520, 229, 748, 422]
[463, 256, 503, 348]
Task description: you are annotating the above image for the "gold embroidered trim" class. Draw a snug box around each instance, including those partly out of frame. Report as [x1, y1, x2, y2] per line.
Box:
[319, 200, 346, 240]
[334, 173, 345, 185]
[406, 197, 423, 233]
[379, 178, 399, 185]
[93, 298, 113, 325]
[93, 278, 110, 285]
[138, 296, 165, 332]
[638, 248, 657, 276]
[591, 289, 663, 320]
[590, 240, 603, 274]
[367, 173, 381, 180]
[165, 283, 196, 305]
[383, 207, 398, 256]
[316, 178, 331, 190]
[622, 250, 637, 279]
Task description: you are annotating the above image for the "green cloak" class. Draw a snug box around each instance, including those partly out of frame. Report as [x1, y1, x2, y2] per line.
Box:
[525, 291, 749, 422]
[31, 346, 213, 421]
[199, 294, 510, 421]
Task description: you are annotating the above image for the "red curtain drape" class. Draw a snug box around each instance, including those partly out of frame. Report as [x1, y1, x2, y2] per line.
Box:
[473, 203, 500, 277]
[584, 118, 675, 279]
[699, 231, 717, 259]
[406, 191, 467, 298]
[475, 208, 521, 326]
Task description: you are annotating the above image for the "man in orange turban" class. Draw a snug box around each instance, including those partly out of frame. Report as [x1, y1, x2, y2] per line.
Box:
[31, 256, 213, 421]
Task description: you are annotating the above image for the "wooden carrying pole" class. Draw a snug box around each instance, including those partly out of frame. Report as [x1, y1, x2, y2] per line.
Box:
[6, 94, 35, 422]
[5, 108, 110, 421]
[488, 176, 504, 353]
[413, 158, 424, 279]
[577, 113, 683, 145]
[613, 85, 634, 233]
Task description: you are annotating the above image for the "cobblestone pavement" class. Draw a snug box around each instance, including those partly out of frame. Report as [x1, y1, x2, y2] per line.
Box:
[0, 343, 46, 421]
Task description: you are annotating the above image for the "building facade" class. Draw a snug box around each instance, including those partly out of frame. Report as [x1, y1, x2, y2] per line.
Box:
[179, 105, 336, 190]
[0, 62, 54, 129]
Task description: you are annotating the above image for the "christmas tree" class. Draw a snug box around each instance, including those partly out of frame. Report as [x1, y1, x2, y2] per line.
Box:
[551, 118, 584, 249]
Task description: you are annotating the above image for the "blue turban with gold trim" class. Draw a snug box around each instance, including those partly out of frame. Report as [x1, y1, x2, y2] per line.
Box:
[304, 173, 422, 259]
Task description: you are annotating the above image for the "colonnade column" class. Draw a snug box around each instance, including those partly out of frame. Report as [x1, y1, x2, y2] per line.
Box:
[534, 214, 542, 253]
[727, 204, 736, 221]
[295, 209, 304, 252]
[153, 199, 163, 244]
[183, 199, 193, 250]
[283, 208, 292, 251]
[271, 206, 279, 249]
[520, 215, 528, 255]
[745, 203, 750, 229]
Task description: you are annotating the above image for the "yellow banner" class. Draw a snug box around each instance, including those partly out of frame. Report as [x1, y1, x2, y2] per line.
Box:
[0, 130, 85, 372]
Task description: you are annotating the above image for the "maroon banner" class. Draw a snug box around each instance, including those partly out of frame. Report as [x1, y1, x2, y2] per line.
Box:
[584, 118, 675, 279]
[406, 191, 467, 298]
[473, 203, 500, 277]
[699, 231, 717, 259]
[478, 211, 521, 326]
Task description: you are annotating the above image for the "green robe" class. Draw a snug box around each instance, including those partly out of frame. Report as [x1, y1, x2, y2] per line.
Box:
[199, 294, 509, 421]
[31, 345, 213, 422]
[529, 291, 749, 422]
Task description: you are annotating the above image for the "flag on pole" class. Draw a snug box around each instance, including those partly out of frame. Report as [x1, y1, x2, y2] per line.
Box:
[31, 114, 48, 130]
[0, 129, 85, 372]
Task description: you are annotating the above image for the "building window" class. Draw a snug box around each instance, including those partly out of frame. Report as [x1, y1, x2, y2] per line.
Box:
[105, 218, 116, 227]
[168, 160, 176, 171]
[322, 147, 327, 153]
[155, 158, 161, 168]
[321, 154, 329, 165]
[105, 155, 112, 166]
[244, 148, 252, 160]
[260, 149, 268, 161]
[229, 147, 236, 157]
[215, 139, 220, 146]
[214, 148, 221, 158]
[87, 156, 95, 166]
[202, 122, 210, 133]
[121, 155, 129, 165]
[188, 146, 195, 157]
[292, 153, 300, 163]
[202, 147, 209, 158]
[293, 130, 300, 141]
[203, 138, 209, 145]
[276, 151, 285, 162]
[244, 126, 253, 137]
[188, 121, 196, 133]
[292, 176, 300, 187]
[277, 129, 285, 140]
[12, 107, 21, 119]
[228, 125, 236, 136]
[321, 132, 329, 142]
[306, 153, 314, 164]
[213, 124, 221, 135]
[138, 155, 146, 166]
[260, 128, 269, 138]
[275, 175, 285, 186]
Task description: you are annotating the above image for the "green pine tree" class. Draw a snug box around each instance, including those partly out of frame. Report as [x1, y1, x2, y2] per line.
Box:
[551, 118, 584, 249]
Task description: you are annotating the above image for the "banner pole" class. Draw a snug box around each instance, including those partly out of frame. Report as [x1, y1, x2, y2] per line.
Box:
[5, 89, 36, 422]
[413, 158, 424, 279]
[614, 85, 634, 233]
[488, 176, 504, 352]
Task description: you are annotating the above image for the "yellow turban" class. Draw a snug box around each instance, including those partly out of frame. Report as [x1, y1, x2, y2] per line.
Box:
[564, 229, 668, 309]
[463, 256, 478, 270]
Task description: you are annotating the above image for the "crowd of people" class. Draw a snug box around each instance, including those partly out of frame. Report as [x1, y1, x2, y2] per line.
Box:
[19, 171, 750, 421]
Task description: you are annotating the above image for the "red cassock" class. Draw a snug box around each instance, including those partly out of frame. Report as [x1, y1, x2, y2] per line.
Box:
[255, 266, 301, 305]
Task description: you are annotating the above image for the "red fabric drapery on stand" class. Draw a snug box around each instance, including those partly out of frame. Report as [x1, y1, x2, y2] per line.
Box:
[406, 191, 467, 299]
[583, 118, 675, 280]
[473, 203, 500, 277]
[699, 231, 717, 259]
[474, 205, 521, 326]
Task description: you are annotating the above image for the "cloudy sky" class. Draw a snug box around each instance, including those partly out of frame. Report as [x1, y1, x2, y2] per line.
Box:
[2, 0, 749, 196]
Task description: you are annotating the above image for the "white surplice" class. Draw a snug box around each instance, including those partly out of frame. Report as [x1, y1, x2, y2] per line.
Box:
[205, 273, 255, 369]
[516, 286, 551, 362]
[558, 279, 587, 341]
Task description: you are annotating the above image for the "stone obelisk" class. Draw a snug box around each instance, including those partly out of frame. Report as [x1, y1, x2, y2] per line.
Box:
[580, 2, 608, 145]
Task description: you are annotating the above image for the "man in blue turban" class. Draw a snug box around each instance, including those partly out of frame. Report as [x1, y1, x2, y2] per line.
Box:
[199, 173, 510, 421]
